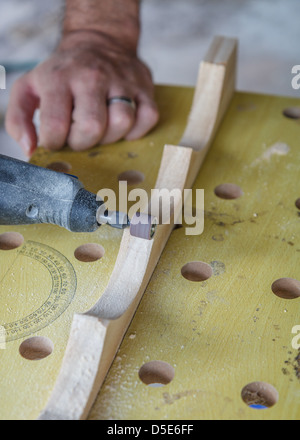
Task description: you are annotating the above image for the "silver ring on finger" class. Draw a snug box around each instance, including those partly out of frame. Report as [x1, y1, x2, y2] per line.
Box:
[107, 96, 137, 111]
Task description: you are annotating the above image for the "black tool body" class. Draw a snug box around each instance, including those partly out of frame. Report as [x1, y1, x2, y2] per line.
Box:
[0, 154, 103, 232]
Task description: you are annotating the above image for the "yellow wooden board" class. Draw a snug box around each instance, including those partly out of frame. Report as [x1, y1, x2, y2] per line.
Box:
[0, 85, 300, 420]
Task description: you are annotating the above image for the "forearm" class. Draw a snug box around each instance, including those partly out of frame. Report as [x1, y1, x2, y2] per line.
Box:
[61, 0, 140, 53]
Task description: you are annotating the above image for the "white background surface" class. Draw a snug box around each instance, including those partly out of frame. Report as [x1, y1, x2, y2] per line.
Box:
[0, 0, 299, 160]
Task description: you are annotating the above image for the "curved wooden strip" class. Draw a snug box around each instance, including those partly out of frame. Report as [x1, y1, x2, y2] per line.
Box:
[38, 315, 108, 420]
[38, 36, 237, 420]
[87, 144, 193, 320]
[181, 35, 237, 151]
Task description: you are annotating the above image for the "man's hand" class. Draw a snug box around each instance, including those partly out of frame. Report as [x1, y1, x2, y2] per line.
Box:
[5, 1, 159, 157]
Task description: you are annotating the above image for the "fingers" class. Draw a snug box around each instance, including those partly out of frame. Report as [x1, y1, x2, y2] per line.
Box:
[126, 97, 159, 141]
[5, 76, 39, 157]
[100, 98, 136, 145]
[67, 67, 158, 150]
[5, 74, 73, 155]
[68, 93, 159, 149]
[67, 83, 107, 151]
[5, 68, 160, 156]
[39, 86, 73, 150]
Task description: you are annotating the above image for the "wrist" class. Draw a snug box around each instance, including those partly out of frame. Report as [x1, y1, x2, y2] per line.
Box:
[59, 28, 139, 56]
[61, 0, 140, 55]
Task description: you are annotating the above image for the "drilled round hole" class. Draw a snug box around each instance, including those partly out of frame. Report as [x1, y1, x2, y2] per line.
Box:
[0, 232, 24, 250]
[118, 170, 145, 185]
[139, 361, 175, 387]
[181, 261, 213, 282]
[214, 183, 243, 200]
[19, 336, 54, 361]
[271, 277, 300, 299]
[283, 107, 300, 120]
[241, 382, 278, 409]
[74, 243, 105, 262]
[295, 198, 300, 210]
[47, 161, 72, 173]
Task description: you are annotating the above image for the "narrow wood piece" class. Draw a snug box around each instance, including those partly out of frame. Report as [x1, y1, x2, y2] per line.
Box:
[38, 315, 108, 420]
[38, 36, 237, 420]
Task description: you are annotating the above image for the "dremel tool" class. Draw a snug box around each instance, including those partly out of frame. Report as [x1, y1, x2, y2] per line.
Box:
[0, 154, 156, 240]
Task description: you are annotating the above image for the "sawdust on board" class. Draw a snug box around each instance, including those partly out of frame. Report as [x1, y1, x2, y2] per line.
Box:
[251, 142, 290, 166]
[295, 350, 300, 380]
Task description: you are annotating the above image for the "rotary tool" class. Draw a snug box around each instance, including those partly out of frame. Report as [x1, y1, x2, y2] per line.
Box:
[0, 154, 156, 240]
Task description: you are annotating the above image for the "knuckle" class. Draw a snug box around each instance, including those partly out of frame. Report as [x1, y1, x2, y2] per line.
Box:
[86, 68, 105, 83]
[75, 68, 105, 88]
[144, 103, 160, 126]
[39, 117, 69, 150]
[111, 110, 133, 131]
[41, 115, 69, 136]
[39, 130, 64, 150]
[40, 135, 64, 151]
[79, 118, 104, 140]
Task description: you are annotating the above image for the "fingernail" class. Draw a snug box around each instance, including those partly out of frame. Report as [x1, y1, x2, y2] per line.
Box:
[20, 134, 32, 157]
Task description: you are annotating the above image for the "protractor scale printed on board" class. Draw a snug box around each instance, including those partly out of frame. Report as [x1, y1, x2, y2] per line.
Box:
[0, 241, 77, 342]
